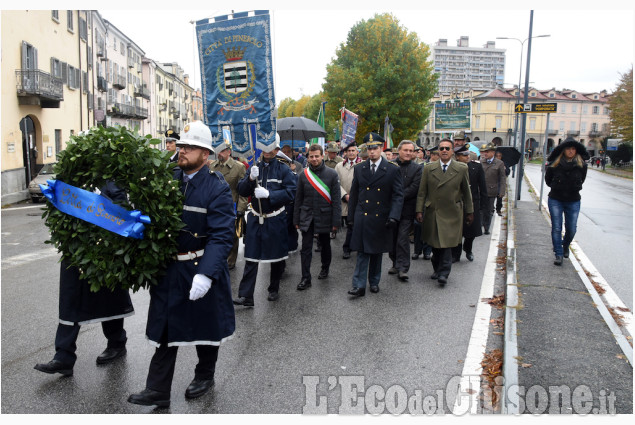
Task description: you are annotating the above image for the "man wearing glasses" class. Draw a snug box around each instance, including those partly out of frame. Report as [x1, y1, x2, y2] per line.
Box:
[415, 139, 473, 286]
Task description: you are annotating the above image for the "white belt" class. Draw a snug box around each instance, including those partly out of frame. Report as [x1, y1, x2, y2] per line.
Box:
[250, 206, 285, 218]
[175, 249, 205, 261]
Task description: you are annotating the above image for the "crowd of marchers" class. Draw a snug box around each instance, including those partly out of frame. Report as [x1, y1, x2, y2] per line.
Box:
[33, 122, 513, 410]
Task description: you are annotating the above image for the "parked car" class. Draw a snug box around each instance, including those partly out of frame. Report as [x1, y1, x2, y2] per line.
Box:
[28, 163, 56, 202]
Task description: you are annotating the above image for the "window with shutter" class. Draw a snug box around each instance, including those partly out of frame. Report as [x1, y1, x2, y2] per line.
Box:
[61, 61, 68, 83]
[52, 10, 59, 22]
[67, 10, 74, 32]
[82, 71, 88, 93]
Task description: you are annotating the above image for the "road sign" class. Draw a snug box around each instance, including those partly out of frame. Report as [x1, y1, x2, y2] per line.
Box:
[514, 103, 557, 113]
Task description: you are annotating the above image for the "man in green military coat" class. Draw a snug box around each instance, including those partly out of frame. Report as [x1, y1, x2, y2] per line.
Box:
[324, 141, 344, 169]
[208, 141, 248, 269]
[415, 139, 473, 286]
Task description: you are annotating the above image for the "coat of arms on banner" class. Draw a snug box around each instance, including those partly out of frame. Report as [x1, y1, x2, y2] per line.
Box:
[216, 47, 257, 114]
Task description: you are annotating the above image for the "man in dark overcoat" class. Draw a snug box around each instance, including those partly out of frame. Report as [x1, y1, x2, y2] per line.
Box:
[480, 143, 506, 234]
[347, 133, 404, 296]
[233, 135, 297, 306]
[452, 144, 488, 262]
[388, 140, 422, 281]
[128, 121, 235, 408]
[294, 144, 341, 290]
[34, 182, 133, 377]
[416, 139, 473, 286]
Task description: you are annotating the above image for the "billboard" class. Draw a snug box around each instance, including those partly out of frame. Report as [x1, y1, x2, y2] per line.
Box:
[434, 101, 471, 131]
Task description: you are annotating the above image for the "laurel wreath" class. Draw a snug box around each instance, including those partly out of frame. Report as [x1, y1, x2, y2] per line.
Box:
[42, 125, 184, 292]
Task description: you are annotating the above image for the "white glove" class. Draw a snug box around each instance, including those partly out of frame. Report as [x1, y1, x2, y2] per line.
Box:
[254, 186, 270, 199]
[189, 273, 212, 301]
[249, 165, 259, 180]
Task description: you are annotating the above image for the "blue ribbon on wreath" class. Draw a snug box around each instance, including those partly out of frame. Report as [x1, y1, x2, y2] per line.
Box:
[40, 179, 151, 239]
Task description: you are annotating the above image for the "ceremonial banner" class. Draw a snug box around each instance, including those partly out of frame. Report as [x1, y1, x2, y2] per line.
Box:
[196, 10, 275, 157]
[310, 102, 327, 148]
[383, 115, 394, 150]
[434, 101, 471, 131]
[340, 108, 359, 148]
[40, 180, 151, 239]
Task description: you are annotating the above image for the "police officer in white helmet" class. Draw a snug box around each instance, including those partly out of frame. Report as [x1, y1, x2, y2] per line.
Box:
[129, 121, 236, 408]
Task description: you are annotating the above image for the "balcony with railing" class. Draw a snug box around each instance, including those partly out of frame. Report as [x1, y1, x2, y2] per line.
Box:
[566, 130, 580, 136]
[108, 102, 136, 118]
[134, 84, 151, 100]
[15, 69, 63, 107]
[97, 76, 108, 92]
[588, 130, 602, 138]
[134, 106, 148, 119]
[547, 128, 558, 135]
[112, 74, 127, 90]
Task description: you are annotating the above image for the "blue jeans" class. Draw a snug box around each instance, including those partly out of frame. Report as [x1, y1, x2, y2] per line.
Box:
[548, 198, 580, 257]
[352, 252, 382, 289]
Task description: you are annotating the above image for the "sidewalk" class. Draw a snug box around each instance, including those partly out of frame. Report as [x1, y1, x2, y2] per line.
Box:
[507, 184, 633, 413]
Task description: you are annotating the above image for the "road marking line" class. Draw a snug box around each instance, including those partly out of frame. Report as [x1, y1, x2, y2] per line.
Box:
[1, 204, 46, 211]
[2, 247, 59, 268]
[524, 174, 633, 364]
[452, 213, 500, 414]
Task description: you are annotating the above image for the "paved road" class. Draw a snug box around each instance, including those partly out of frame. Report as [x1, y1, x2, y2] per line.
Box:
[1, 203, 501, 414]
[523, 163, 633, 310]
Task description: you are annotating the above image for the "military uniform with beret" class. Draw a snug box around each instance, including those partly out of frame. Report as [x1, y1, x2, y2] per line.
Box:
[324, 141, 344, 169]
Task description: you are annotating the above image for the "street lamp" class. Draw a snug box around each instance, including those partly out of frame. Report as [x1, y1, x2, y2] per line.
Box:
[496, 34, 550, 174]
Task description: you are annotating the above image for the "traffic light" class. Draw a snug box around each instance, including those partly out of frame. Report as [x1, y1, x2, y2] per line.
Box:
[492, 128, 497, 133]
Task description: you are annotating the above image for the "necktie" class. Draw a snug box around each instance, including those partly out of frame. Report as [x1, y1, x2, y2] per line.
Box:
[183, 174, 191, 183]
[371, 163, 376, 175]
[442, 164, 447, 173]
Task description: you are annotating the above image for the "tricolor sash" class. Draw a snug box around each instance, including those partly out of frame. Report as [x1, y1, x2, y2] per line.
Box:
[305, 169, 331, 204]
[40, 179, 151, 239]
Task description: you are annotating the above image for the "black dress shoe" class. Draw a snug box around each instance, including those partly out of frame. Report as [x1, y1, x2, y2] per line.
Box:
[128, 389, 170, 408]
[484, 230, 490, 235]
[563, 247, 570, 259]
[342, 252, 351, 259]
[388, 267, 398, 275]
[185, 378, 215, 399]
[267, 292, 279, 301]
[369, 285, 379, 293]
[297, 279, 312, 290]
[430, 272, 439, 280]
[347, 287, 365, 297]
[466, 252, 474, 262]
[233, 296, 254, 307]
[96, 346, 126, 365]
[317, 268, 329, 279]
[423, 253, 432, 260]
[34, 360, 73, 376]
[554, 256, 563, 266]
[412, 253, 420, 260]
[452, 257, 460, 263]
[438, 276, 447, 286]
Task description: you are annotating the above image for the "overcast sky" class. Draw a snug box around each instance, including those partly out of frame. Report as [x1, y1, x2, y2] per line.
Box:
[91, 1, 633, 103]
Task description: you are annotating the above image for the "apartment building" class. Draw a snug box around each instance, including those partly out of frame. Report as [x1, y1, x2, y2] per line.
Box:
[432, 36, 506, 95]
[1, 10, 195, 205]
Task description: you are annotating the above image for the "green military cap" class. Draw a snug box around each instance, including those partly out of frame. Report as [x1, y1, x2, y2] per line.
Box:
[480, 143, 496, 152]
[326, 141, 340, 152]
[454, 130, 466, 140]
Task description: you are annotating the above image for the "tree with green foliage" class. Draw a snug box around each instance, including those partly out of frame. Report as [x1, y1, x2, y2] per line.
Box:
[608, 66, 633, 144]
[322, 13, 437, 143]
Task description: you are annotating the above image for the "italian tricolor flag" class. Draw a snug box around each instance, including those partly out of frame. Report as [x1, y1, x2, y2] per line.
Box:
[305, 168, 331, 204]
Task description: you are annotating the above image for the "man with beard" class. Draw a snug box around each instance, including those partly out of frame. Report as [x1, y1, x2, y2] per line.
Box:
[294, 144, 341, 289]
[233, 135, 297, 305]
[388, 140, 422, 281]
[128, 121, 235, 408]
[416, 139, 473, 286]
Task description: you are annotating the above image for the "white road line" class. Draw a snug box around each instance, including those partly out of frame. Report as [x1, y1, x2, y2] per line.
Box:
[524, 175, 633, 363]
[452, 213, 500, 414]
[1, 204, 46, 211]
[2, 247, 59, 268]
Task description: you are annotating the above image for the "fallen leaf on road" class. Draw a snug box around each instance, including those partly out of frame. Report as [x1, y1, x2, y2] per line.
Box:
[521, 363, 532, 368]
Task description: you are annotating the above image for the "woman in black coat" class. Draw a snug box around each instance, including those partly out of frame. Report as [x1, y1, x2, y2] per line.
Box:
[452, 145, 488, 261]
[545, 137, 589, 265]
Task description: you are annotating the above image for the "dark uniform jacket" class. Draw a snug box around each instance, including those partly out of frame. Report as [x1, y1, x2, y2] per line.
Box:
[348, 157, 404, 254]
[464, 161, 489, 239]
[293, 161, 342, 234]
[238, 157, 296, 262]
[59, 181, 133, 325]
[146, 165, 236, 346]
[394, 158, 422, 219]
[416, 160, 473, 248]
[481, 157, 507, 198]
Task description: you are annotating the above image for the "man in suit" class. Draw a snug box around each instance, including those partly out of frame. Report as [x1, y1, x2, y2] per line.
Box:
[388, 140, 422, 281]
[415, 139, 473, 286]
[294, 144, 341, 289]
[165, 129, 179, 164]
[347, 133, 404, 296]
[480, 143, 507, 234]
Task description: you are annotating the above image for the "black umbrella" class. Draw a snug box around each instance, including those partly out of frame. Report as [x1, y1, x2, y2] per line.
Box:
[495, 146, 522, 168]
[276, 117, 327, 142]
